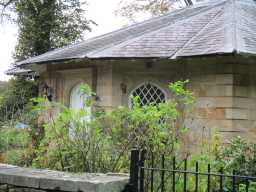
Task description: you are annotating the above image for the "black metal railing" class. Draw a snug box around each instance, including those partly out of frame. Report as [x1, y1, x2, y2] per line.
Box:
[129, 148, 256, 192]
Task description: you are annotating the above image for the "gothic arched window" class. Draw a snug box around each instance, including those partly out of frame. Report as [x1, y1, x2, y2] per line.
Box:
[129, 83, 166, 107]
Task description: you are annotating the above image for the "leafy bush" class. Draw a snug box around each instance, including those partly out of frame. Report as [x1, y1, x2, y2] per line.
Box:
[0, 128, 30, 152]
[0, 77, 38, 124]
[218, 136, 256, 176]
[239, 182, 256, 192]
[4, 149, 26, 165]
[32, 81, 195, 173]
[0, 127, 32, 166]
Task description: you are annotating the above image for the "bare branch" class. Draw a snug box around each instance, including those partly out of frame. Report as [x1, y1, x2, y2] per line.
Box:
[115, 0, 191, 23]
[0, 0, 15, 23]
[0, 0, 15, 8]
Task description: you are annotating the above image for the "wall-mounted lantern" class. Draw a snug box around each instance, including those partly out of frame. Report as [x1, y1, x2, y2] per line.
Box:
[43, 83, 53, 101]
[146, 61, 153, 69]
[120, 82, 127, 94]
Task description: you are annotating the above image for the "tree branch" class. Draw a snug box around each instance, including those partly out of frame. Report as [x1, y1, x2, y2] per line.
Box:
[0, 0, 15, 8]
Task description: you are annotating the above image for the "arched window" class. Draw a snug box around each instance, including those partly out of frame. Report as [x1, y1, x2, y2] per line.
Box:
[70, 84, 91, 121]
[129, 83, 166, 107]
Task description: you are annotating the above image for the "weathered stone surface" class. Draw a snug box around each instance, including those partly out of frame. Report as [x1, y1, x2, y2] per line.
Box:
[195, 97, 233, 108]
[234, 86, 249, 97]
[225, 108, 249, 120]
[0, 184, 7, 192]
[215, 74, 233, 85]
[0, 164, 128, 192]
[194, 108, 226, 120]
[204, 85, 233, 97]
[9, 188, 45, 192]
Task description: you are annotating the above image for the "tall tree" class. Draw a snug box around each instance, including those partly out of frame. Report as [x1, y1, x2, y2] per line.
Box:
[1, 0, 94, 60]
[116, 0, 194, 22]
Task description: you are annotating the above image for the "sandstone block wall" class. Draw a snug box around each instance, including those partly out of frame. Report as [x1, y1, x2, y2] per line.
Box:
[185, 59, 256, 145]
[38, 56, 256, 144]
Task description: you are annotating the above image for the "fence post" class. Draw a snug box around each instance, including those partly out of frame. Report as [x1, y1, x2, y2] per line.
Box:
[140, 149, 146, 192]
[129, 148, 139, 192]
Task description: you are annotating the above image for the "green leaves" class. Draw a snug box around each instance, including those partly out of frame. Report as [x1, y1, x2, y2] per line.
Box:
[32, 81, 195, 172]
[115, 0, 191, 23]
[169, 80, 195, 105]
[0, 77, 38, 123]
[13, 0, 94, 61]
[116, 0, 173, 23]
[218, 136, 256, 176]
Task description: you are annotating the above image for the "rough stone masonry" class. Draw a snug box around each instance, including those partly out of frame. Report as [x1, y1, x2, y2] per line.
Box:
[0, 164, 129, 192]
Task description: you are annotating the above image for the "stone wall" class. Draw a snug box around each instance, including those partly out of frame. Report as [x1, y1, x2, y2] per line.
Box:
[38, 56, 256, 144]
[0, 164, 128, 192]
[186, 58, 256, 143]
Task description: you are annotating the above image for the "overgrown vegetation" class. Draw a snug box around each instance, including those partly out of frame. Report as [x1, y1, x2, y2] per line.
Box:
[31, 81, 194, 172]
[0, 77, 37, 124]
[0, 0, 94, 166]
[0, 77, 38, 165]
[0, 81, 7, 92]
[0, 128, 31, 165]
[1, 81, 256, 191]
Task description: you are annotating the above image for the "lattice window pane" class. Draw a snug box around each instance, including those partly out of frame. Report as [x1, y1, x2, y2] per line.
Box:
[131, 83, 166, 106]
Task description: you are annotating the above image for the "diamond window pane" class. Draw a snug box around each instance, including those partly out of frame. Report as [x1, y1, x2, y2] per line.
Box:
[132, 83, 166, 106]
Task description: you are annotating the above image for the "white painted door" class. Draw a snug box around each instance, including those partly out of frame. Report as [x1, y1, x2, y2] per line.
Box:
[70, 84, 91, 121]
[70, 84, 84, 110]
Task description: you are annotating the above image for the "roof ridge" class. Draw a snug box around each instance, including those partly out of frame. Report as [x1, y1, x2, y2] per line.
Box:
[170, 3, 226, 59]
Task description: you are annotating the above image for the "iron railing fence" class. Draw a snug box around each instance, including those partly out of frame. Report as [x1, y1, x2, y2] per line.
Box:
[128, 148, 256, 192]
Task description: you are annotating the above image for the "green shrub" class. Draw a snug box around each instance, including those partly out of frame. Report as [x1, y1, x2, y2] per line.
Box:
[4, 149, 27, 166]
[218, 136, 256, 176]
[239, 182, 256, 192]
[0, 127, 32, 166]
[32, 81, 195, 173]
[0, 77, 38, 124]
[0, 128, 31, 153]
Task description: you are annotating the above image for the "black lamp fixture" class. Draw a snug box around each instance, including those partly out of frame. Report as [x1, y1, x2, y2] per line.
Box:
[146, 61, 153, 69]
[43, 83, 53, 101]
[120, 82, 127, 94]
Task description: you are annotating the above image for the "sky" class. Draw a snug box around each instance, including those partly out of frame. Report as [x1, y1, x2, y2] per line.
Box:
[0, 0, 132, 81]
[0, 22, 17, 81]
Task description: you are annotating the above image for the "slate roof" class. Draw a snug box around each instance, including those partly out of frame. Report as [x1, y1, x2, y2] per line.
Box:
[5, 67, 35, 76]
[16, 0, 256, 66]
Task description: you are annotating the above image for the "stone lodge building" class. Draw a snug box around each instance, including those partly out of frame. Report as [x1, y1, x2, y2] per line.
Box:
[8, 0, 256, 142]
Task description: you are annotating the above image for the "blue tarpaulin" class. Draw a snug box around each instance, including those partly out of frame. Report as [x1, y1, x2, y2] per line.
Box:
[15, 122, 29, 129]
